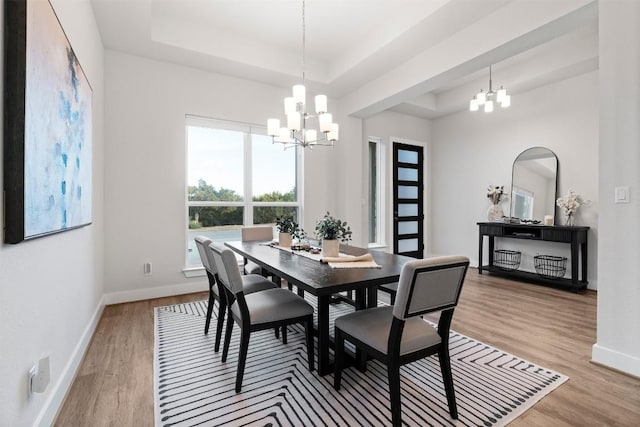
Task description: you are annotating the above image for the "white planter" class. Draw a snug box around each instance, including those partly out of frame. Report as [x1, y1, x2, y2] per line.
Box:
[487, 204, 504, 222]
[278, 232, 292, 247]
[321, 239, 340, 257]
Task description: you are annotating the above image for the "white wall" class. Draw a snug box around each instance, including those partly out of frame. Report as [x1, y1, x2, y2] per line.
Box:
[332, 111, 366, 246]
[0, 0, 104, 425]
[103, 51, 351, 300]
[363, 111, 431, 251]
[431, 71, 599, 288]
[593, 0, 640, 377]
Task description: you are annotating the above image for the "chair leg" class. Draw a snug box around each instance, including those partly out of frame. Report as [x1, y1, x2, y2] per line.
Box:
[282, 325, 288, 344]
[221, 309, 234, 363]
[235, 329, 251, 392]
[387, 364, 402, 427]
[204, 291, 215, 335]
[214, 300, 226, 352]
[304, 317, 314, 371]
[438, 347, 458, 419]
[333, 329, 345, 390]
[390, 292, 396, 305]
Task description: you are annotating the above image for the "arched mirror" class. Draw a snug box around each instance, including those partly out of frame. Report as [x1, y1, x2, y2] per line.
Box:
[510, 147, 558, 224]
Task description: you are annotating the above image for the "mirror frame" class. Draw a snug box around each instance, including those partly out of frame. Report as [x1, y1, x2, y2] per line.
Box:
[510, 147, 558, 224]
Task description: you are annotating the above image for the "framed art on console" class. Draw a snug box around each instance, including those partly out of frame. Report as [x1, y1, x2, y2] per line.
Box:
[4, 0, 92, 243]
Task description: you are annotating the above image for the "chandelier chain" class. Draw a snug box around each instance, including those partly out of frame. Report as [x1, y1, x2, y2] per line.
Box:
[301, 0, 306, 85]
[489, 65, 492, 93]
[265, 0, 339, 148]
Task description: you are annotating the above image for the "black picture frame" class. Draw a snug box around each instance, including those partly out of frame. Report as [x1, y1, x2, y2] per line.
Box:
[4, 0, 93, 244]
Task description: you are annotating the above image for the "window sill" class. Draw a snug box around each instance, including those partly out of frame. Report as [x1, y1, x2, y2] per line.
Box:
[368, 243, 387, 250]
[183, 257, 244, 278]
[183, 267, 206, 278]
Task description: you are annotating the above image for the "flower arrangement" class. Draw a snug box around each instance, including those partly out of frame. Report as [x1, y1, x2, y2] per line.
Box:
[314, 211, 352, 242]
[275, 215, 305, 239]
[556, 190, 588, 225]
[487, 185, 505, 205]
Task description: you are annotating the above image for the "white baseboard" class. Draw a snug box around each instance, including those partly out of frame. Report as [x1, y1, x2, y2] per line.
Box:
[35, 295, 106, 427]
[592, 343, 640, 378]
[104, 281, 208, 305]
[33, 282, 207, 425]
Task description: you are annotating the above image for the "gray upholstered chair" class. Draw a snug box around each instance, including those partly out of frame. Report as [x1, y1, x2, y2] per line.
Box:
[209, 242, 315, 392]
[194, 236, 277, 352]
[241, 226, 273, 275]
[333, 256, 469, 427]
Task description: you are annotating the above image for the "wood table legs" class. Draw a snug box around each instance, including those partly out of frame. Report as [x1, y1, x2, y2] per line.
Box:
[317, 294, 331, 376]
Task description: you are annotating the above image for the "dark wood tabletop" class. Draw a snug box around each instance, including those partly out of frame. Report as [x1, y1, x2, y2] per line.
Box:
[225, 240, 410, 296]
[225, 240, 413, 375]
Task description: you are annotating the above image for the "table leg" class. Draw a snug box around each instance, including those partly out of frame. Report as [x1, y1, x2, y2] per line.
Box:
[367, 286, 378, 309]
[271, 275, 282, 286]
[571, 241, 579, 284]
[355, 289, 366, 310]
[581, 241, 588, 283]
[317, 295, 331, 376]
[488, 236, 495, 268]
[478, 231, 484, 274]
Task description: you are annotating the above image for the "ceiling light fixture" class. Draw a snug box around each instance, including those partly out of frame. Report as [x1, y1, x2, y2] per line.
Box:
[267, 0, 338, 148]
[469, 65, 511, 113]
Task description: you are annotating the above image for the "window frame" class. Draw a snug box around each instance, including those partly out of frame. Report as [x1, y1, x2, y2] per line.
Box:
[184, 115, 303, 270]
[368, 137, 386, 248]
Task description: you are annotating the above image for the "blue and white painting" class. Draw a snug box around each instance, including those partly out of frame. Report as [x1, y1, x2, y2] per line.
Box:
[23, 0, 92, 238]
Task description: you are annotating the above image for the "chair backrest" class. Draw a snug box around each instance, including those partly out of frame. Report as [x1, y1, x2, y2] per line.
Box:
[209, 242, 244, 295]
[392, 256, 469, 320]
[241, 226, 273, 242]
[194, 236, 215, 274]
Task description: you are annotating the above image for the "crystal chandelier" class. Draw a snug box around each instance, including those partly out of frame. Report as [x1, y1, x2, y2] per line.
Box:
[267, 0, 338, 148]
[469, 65, 511, 113]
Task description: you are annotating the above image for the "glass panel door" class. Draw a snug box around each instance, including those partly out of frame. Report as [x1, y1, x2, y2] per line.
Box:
[392, 142, 424, 258]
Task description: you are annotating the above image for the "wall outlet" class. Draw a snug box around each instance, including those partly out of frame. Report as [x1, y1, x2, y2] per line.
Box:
[614, 186, 630, 203]
[144, 261, 152, 275]
[29, 356, 50, 394]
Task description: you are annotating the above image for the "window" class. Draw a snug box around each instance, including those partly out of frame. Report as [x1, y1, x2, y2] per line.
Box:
[186, 116, 301, 267]
[512, 187, 534, 219]
[368, 138, 385, 247]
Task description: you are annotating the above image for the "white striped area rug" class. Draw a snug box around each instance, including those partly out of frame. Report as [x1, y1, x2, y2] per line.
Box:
[155, 298, 567, 427]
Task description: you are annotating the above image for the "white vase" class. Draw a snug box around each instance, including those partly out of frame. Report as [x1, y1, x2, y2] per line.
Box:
[321, 239, 340, 257]
[278, 232, 292, 247]
[487, 204, 504, 222]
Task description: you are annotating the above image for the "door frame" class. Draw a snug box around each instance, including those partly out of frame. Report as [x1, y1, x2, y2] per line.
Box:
[392, 140, 425, 258]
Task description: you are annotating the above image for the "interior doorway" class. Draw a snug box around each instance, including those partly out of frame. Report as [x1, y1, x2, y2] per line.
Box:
[392, 142, 424, 258]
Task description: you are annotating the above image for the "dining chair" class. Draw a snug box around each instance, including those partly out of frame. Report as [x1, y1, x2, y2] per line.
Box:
[194, 236, 278, 352]
[241, 226, 274, 275]
[209, 242, 315, 392]
[333, 255, 469, 427]
[377, 281, 399, 304]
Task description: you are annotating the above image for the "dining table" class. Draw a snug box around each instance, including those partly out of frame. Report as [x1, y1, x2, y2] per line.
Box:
[225, 240, 413, 376]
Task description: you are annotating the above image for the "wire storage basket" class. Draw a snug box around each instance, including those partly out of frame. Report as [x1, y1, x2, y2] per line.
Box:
[494, 249, 521, 271]
[534, 255, 567, 279]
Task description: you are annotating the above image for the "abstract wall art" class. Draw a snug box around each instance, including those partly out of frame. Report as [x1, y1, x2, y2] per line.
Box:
[4, 0, 92, 243]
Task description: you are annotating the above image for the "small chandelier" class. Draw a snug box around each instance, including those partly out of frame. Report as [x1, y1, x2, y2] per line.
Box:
[469, 65, 511, 113]
[267, 0, 338, 148]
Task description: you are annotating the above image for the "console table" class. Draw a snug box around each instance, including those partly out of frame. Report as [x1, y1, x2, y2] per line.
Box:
[477, 222, 589, 291]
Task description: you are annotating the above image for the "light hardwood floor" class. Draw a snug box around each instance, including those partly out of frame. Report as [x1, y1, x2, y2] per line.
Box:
[54, 269, 640, 426]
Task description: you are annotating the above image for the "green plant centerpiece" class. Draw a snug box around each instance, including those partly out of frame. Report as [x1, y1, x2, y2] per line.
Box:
[314, 211, 352, 257]
[275, 215, 305, 247]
